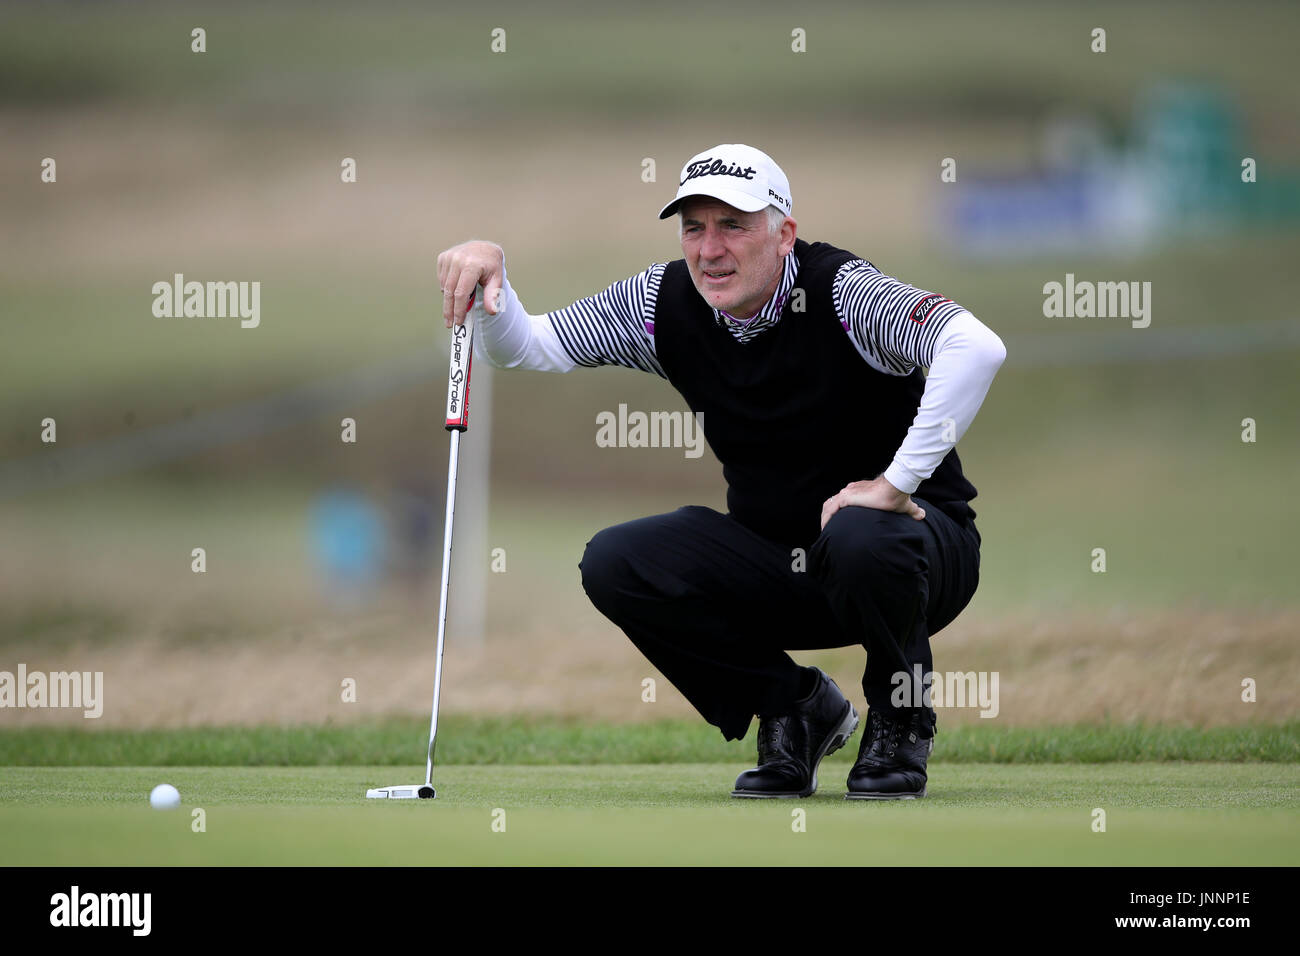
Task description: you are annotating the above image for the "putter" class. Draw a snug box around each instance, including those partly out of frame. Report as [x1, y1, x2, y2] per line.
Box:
[366, 284, 485, 800]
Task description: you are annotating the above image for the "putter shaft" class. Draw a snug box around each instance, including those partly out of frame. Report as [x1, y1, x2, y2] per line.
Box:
[425, 426, 460, 787]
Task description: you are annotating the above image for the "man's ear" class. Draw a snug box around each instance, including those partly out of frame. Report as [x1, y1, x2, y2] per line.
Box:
[780, 216, 798, 255]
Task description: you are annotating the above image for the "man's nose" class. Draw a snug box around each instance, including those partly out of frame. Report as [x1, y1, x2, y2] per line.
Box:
[699, 226, 727, 261]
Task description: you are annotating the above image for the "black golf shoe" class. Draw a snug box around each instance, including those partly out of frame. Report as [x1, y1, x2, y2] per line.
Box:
[731, 667, 860, 799]
[845, 707, 935, 800]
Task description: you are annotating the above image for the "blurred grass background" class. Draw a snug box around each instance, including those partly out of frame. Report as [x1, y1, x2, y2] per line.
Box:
[1, 0, 1297, 734]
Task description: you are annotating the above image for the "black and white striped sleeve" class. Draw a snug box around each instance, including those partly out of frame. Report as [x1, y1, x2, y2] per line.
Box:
[546, 264, 667, 377]
[829, 258, 1007, 494]
[832, 258, 971, 373]
[474, 263, 667, 376]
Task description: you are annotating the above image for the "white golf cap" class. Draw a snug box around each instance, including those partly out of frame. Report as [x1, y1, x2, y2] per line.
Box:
[658, 143, 793, 220]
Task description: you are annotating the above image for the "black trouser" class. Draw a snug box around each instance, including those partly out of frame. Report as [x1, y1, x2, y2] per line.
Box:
[579, 500, 981, 741]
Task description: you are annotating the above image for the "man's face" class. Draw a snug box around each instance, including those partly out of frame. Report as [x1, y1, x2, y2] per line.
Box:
[680, 198, 796, 320]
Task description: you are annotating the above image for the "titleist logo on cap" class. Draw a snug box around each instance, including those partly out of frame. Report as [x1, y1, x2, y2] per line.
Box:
[681, 158, 758, 186]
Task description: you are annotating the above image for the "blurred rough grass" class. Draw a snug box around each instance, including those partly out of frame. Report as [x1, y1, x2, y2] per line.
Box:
[2, 0, 1297, 127]
[2, 717, 1297, 765]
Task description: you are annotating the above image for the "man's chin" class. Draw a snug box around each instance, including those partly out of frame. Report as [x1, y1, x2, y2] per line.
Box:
[695, 285, 737, 311]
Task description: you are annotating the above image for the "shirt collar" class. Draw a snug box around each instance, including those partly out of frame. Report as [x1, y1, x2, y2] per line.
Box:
[711, 250, 800, 332]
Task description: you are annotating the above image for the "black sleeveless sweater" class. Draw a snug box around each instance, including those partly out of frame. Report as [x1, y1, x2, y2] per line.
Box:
[653, 238, 977, 550]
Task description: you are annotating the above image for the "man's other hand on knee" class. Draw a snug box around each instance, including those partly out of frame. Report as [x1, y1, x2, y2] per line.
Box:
[820, 476, 926, 530]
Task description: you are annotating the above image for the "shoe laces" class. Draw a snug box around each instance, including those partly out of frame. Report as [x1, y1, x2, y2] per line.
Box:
[859, 711, 907, 767]
[756, 715, 788, 764]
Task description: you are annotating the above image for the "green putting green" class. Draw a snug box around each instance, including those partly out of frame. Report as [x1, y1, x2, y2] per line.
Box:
[2, 763, 1295, 865]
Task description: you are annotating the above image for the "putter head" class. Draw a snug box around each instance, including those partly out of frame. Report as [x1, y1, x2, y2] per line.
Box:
[366, 784, 436, 800]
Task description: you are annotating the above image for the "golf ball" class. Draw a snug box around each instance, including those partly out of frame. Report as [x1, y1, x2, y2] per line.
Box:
[149, 783, 181, 810]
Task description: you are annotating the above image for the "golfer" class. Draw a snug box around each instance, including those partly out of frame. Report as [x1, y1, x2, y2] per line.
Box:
[436, 144, 1005, 799]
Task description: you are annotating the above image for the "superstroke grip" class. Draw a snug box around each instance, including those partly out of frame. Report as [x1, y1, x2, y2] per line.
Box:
[444, 285, 485, 431]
